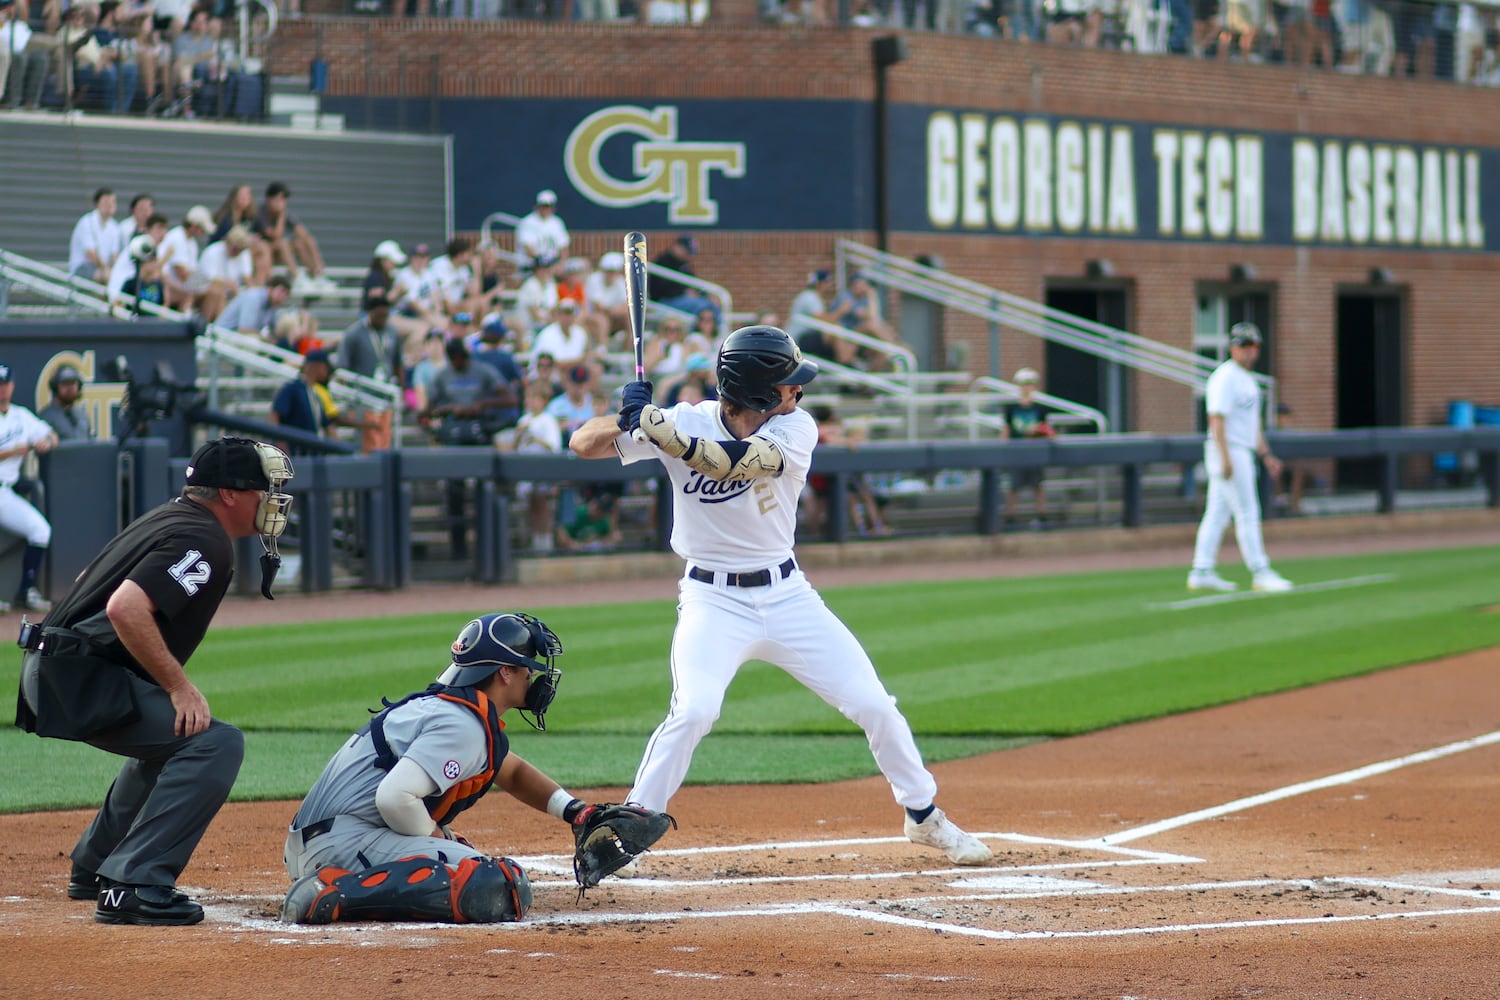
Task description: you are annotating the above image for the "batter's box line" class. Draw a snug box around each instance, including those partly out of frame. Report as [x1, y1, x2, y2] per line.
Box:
[514, 830, 1202, 879]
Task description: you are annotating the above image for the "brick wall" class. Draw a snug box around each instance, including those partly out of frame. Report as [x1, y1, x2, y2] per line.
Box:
[266, 22, 1500, 433]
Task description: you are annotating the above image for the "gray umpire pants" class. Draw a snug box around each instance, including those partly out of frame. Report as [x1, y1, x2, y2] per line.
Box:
[22, 659, 245, 888]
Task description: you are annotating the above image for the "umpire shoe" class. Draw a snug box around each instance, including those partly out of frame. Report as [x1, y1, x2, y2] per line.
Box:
[67, 863, 101, 900]
[95, 883, 205, 926]
[904, 808, 993, 866]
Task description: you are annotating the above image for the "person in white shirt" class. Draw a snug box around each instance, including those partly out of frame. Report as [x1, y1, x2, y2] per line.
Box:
[117, 193, 155, 242]
[583, 251, 629, 343]
[0, 2, 49, 111]
[197, 224, 256, 300]
[106, 213, 168, 306]
[513, 255, 561, 347]
[391, 242, 448, 333]
[426, 238, 480, 320]
[68, 189, 124, 284]
[158, 205, 223, 317]
[513, 189, 569, 269]
[528, 300, 590, 368]
[1188, 322, 1292, 593]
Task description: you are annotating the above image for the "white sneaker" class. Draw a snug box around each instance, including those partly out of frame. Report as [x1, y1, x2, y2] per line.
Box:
[16, 587, 50, 612]
[1252, 570, 1293, 592]
[1187, 570, 1237, 592]
[610, 857, 641, 879]
[904, 808, 992, 866]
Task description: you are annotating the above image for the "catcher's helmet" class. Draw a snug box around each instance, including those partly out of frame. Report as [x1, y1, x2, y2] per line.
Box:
[715, 325, 818, 413]
[443, 612, 562, 687]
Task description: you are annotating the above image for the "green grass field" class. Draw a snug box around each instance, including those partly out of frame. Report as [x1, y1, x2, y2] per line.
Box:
[2, 543, 1497, 813]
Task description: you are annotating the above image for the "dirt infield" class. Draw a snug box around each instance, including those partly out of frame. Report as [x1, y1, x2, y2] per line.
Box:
[5, 522, 1500, 998]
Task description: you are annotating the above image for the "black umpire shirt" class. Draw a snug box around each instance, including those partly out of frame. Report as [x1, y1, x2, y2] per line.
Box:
[44, 498, 236, 680]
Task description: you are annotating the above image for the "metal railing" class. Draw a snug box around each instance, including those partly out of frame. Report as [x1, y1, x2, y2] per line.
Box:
[836, 240, 1278, 421]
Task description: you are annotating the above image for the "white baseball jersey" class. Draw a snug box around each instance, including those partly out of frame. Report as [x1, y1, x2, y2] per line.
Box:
[616, 400, 815, 570]
[514, 211, 570, 260]
[426, 256, 474, 306]
[1203, 358, 1263, 450]
[0, 404, 54, 487]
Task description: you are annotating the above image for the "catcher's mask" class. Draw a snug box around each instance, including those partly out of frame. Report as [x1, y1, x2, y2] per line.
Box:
[185, 436, 294, 599]
[440, 612, 563, 731]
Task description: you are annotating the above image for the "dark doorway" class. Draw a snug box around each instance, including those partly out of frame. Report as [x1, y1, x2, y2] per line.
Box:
[1044, 287, 1130, 432]
[1336, 292, 1404, 488]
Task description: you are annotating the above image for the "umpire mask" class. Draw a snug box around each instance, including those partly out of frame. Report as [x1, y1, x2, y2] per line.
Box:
[185, 438, 295, 600]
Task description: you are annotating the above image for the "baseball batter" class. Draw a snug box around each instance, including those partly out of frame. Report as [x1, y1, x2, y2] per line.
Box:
[281, 612, 674, 924]
[1188, 322, 1293, 593]
[570, 325, 992, 866]
[0, 362, 59, 613]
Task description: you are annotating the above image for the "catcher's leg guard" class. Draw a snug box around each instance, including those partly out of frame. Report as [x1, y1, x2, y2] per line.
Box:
[281, 856, 530, 924]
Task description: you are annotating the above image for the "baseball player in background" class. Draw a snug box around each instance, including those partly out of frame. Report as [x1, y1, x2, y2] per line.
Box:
[16, 437, 294, 926]
[570, 325, 993, 867]
[281, 612, 671, 924]
[1188, 322, 1293, 593]
[0, 362, 59, 613]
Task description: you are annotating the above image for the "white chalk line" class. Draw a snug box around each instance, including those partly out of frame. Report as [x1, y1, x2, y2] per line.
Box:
[1094, 728, 1500, 845]
[1151, 573, 1397, 610]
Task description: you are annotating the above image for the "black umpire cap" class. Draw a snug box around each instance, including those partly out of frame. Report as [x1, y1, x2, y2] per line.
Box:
[186, 437, 273, 491]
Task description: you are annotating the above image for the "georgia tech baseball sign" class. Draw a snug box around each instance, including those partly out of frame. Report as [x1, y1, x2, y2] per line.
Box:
[564, 105, 745, 225]
[911, 110, 1490, 250]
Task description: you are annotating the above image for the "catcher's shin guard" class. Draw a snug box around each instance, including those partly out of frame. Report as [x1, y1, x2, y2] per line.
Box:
[281, 856, 531, 924]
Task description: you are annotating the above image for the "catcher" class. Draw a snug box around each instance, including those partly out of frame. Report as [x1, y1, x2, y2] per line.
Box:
[280, 611, 674, 924]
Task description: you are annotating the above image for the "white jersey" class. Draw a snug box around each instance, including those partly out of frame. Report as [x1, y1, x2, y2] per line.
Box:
[197, 241, 254, 287]
[0, 404, 55, 486]
[616, 400, 815, 570]
[426, 256, 473, 306]
[514, 211, 569, 261]
[1203, 358, 1263, 450]
[68, 210, 123, 276]
[157, 225, 201, 282]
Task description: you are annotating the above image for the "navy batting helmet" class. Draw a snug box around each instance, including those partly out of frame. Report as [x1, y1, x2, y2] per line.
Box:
[715, 325, 818, 413]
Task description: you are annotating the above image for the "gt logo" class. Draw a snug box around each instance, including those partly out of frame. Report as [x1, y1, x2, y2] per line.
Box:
[564, 105, 745, 224]
[168, 549, 213, 595]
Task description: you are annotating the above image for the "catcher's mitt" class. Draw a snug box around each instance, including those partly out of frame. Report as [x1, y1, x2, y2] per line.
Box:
[572, 803, 676, 893]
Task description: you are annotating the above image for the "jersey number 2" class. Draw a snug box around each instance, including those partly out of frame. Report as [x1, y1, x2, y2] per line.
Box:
[168, 549, 213, 596]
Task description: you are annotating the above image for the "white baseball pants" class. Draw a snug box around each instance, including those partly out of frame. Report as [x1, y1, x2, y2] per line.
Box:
[0, 485, 51, 547]
[1191, 442, 1269, 574]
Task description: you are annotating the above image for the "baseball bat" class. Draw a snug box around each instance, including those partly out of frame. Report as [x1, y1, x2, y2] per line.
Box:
[624, 231, 650, 443]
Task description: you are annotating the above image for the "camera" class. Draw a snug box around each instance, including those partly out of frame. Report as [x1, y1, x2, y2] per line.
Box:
[107, 356, 201, 447]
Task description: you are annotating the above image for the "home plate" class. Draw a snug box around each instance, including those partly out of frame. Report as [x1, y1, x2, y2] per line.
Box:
[948, 874, 1107, 891]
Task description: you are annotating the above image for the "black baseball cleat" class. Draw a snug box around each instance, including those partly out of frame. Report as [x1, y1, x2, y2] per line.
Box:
[95, 883, 205, 926]
[66, 863, 101, 900]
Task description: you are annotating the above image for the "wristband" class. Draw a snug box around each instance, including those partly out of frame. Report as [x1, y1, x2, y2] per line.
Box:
[546, 787, 576, 820]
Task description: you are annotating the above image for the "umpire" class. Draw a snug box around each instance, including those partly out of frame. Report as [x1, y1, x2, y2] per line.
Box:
[14, 436, 294, 926]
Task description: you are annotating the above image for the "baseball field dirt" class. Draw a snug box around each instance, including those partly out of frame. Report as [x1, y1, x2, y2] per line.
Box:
[4, 520, 1498, 999]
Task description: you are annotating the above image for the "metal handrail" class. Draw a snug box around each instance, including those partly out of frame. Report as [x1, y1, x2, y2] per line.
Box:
[794, 315, 919, 379]
[837, 241, 1278, 412]
[967, 377, 1109, 437]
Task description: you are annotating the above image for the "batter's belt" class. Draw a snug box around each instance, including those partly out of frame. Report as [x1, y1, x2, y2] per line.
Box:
[688, 557, 796, 588]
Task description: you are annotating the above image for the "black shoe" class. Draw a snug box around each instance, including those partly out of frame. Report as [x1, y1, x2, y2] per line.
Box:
[67, 863, 100, 900]
[95, 883, 205, 926]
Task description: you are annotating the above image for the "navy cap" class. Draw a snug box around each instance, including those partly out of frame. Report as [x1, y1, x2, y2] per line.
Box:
[0, 363, 11, 384]
[303, 349, 333, 366]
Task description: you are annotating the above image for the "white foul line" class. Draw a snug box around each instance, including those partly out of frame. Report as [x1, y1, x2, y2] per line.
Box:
[1094, 728, 1500, 846]
[1152, 573, 1397, 610]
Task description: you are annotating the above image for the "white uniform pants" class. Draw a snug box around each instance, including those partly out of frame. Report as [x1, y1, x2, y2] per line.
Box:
[1191, 442, 1269, 574]
[628, 569, 939, 813]
[0, 485, 51, 547]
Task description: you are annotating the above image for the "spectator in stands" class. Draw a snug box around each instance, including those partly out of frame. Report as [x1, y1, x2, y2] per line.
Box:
[118, 192, 153, 241]
[643, 315, 690, 378]
[473, 240, 513, 323]
[448, 310, 476, 352]
[167, 7, 216, 113]
[689, 306, 719, 354]
[425, 337, 514, 557]
[788, 269, 858, 367]
[472, 319, 525, 428]
[648, 234, 720, 321]
[269, 348, 378, 445]
[832, 271, 906, 370]
[337, 287, 403, 386]
[514, 253, 561, 346]
[196, 223, 255, 302]
[215, 272, 289, 336]
[556, 256, 590, 312]
[805, 404, 887, 538]
[584, 250, 629, 345]
[660, 352, 718, 406]
[158, 204, 224, 317]
[514, 188, 569, 269]
[543, 363, 598, 443]
[254, 180, 330, 291]
[1002, 367, 1055, 530]
[107, 216, 167, 306]
[38, 364, 91, 441]
[529, 351, 562, 398]
[68, 188, 123, 285]
[529, 299, 592, 368]
[555, 489, 621, 553]
[364, 239, 406, 297]
[407, 329, 447, 414]
[271, 308, 319, 355]
[428, 236, 481, 319]
[1392, 0, 1437, 76]
[496, 377, 564, 554]
[1194, 0, 1223, 54]
[210, 183, 270, 285]
[83, 1, 140, 113]
[126, 11, 171, 115]
[1, 0, 51, 111]
[392, 241, 448, 334]
[151, 0, 194, 38]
